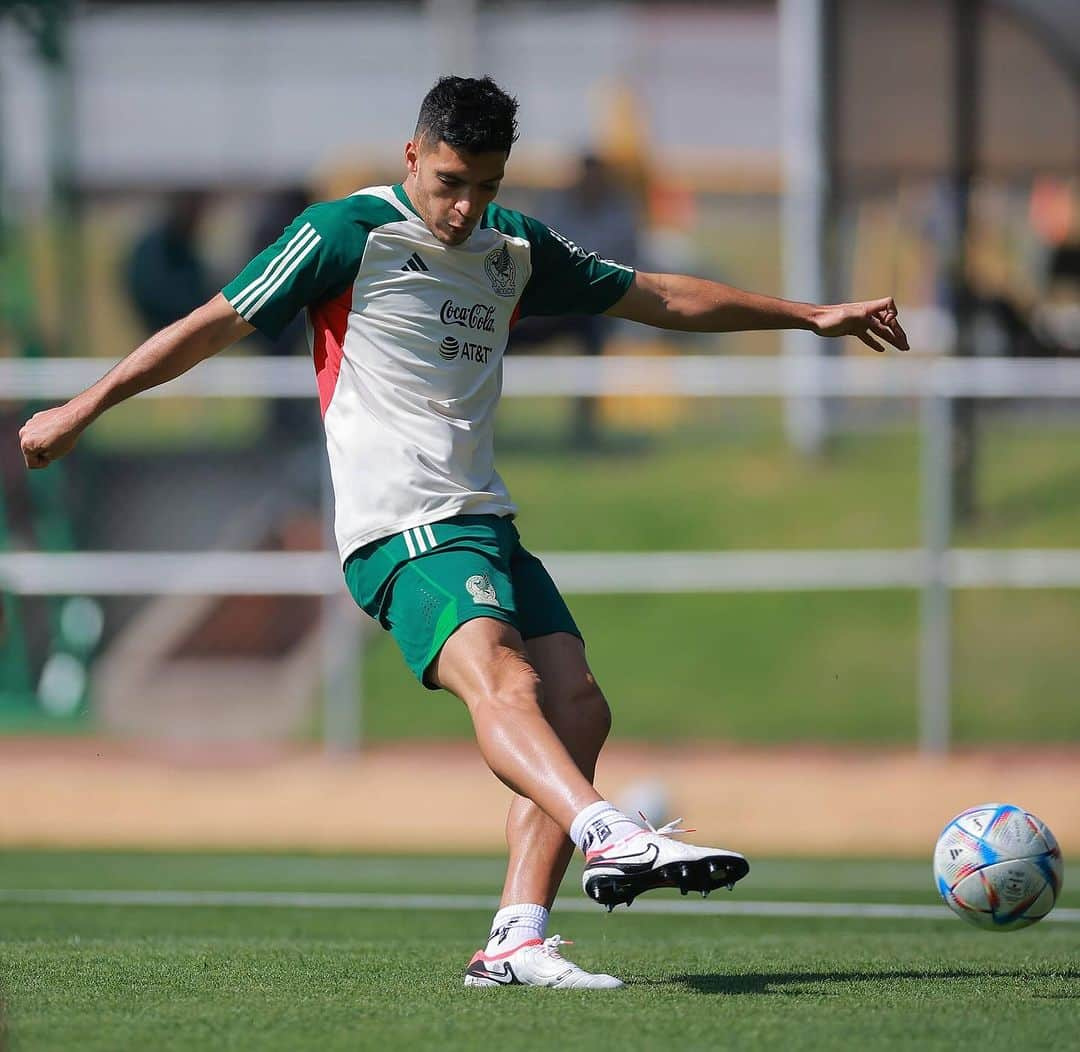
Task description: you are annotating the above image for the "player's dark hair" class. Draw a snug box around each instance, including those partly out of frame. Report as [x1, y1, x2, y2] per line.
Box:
[414, 76, 520, 156]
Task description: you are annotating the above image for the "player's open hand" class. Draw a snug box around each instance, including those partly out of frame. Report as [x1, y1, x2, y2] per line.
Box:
[19, 404, 86, 469]
[813, 298, 909, 353]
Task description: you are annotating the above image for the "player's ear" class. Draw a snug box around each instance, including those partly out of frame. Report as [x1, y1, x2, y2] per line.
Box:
[404, 140, 420, 175]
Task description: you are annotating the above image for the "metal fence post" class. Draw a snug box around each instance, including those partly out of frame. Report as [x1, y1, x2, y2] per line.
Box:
[779, 0, 830, 455]
[919, 385, 953, 754]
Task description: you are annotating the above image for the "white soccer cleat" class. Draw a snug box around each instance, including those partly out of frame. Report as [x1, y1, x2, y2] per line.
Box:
[582, 815, 750, 910]
[463, 934, 624, 989]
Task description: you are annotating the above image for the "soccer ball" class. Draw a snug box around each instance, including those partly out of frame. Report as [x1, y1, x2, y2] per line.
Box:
[933, 803, 1063, 931]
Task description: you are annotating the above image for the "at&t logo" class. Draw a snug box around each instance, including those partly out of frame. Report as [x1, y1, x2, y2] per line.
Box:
[438, 335, 491, 363]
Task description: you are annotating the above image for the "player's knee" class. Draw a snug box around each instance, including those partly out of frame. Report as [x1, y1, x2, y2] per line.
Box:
[586, 685, 613, 745]
[563, 677, 612, 746]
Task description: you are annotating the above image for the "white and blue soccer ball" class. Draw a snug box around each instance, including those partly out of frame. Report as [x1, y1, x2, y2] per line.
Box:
[933, 803, 1063, 931]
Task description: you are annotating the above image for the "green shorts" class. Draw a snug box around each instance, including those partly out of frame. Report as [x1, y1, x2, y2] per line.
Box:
[344, 513, 582, 688]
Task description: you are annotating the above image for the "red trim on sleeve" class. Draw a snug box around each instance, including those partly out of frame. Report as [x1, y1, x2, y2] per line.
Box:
[509, 302, 522, 330]
[309, 288, 352, 416]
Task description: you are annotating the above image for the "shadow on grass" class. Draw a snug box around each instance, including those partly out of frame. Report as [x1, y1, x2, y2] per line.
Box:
[663, 968, 1080, 996]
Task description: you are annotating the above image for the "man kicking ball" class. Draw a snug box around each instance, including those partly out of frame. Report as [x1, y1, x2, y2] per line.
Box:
[20, 75, 908, 989]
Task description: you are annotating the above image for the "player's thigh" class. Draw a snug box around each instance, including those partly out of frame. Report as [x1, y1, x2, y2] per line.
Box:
[508, 525, 607, 731]
[431, 615, 539, 707]
[345, 516, 522, 690]
[525, 632, 592, 706]
[526, 633, 611, 750]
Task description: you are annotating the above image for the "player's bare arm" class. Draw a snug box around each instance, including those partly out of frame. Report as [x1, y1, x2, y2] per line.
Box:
[19, 293, 254, 470]
[607, 270, 909, 353]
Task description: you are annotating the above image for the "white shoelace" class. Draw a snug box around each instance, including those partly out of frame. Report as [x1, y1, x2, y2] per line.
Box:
[638, 811, 696, 837]
[540, 934, 573, 959]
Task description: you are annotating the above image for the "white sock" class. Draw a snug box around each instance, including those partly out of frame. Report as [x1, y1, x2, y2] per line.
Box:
[484, 903, 548, 955]
[570, 800, 643, 856]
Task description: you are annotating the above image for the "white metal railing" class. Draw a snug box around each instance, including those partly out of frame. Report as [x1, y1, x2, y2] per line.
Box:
[3, 549, 1080, 596]
[6, 351, 1080, 400]
[4, 353, 1080, 753]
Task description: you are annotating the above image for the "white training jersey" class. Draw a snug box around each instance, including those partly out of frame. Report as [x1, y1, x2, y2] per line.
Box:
[222, 184, 634, 563]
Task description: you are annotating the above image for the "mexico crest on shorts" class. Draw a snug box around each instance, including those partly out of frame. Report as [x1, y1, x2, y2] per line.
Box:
[484, 243, 517, 297]
[465, 573, 498, 605]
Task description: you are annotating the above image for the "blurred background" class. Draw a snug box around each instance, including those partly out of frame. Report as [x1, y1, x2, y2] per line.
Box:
[0, 0, 1077, 855]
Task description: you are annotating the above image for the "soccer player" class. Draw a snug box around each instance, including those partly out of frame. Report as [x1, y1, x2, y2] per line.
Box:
[19, 76, 908, 989]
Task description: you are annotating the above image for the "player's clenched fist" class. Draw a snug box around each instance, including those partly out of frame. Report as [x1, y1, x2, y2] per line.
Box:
[19, 404, 86, 470]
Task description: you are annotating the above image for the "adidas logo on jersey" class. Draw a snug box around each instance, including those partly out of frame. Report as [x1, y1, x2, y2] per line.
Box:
[401, 253, 429, 272]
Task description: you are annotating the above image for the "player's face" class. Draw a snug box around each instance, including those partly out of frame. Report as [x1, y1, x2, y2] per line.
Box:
[404, 139, 506, 246]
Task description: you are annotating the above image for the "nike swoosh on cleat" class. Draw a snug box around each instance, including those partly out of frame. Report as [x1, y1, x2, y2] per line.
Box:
[466, 961, 519, 986]
[586, 843, 660, 874]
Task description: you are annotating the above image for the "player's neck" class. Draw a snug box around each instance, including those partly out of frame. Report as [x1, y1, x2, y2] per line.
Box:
[399, 178, 436, 239]
[399, 176, 418, 207]
[399, 178, 426, 223]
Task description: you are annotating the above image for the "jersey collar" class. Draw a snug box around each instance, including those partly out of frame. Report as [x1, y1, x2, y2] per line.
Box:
[392, 183, 421, 218]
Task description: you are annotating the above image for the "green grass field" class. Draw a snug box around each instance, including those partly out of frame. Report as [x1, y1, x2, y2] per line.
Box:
[1, 850, 1076, 1051]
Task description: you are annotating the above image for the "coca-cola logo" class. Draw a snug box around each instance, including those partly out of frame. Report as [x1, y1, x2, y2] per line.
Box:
[440, 299, 496, 332]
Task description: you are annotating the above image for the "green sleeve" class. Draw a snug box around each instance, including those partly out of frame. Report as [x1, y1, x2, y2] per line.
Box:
[221, 201, 365, 338]
[518, 218, 635, 318]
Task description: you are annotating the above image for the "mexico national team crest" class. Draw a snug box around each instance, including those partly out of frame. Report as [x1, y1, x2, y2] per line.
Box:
[484, 243, 517, 297]
[465, 573, 499, 605]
